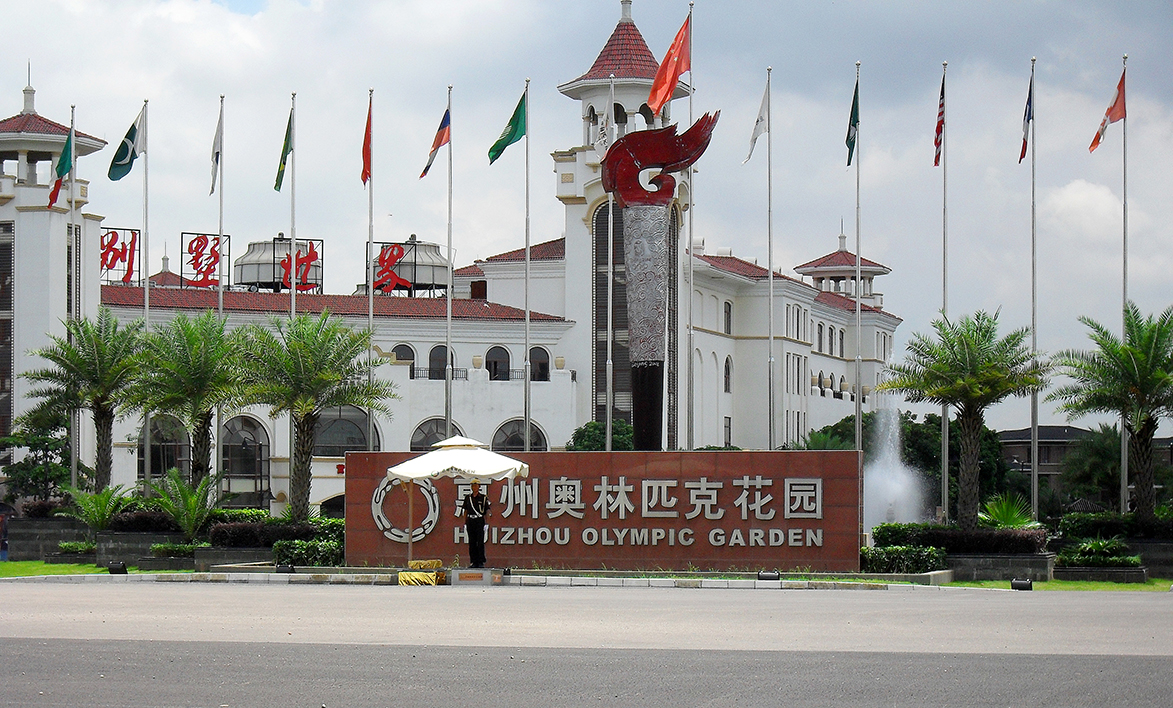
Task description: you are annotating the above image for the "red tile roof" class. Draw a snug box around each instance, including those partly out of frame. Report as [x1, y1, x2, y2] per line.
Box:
[453, 264, 484, 277]
[0, 112, 102, 143]
[571, 19, 660, 82]
[149, 270, 190, 287]
[815, 291, 897, 319]
[695, 253, 800, 284]
[795, 249, 888, 273]
[483, 237, 565, 263]
[101, 284, 564, 321]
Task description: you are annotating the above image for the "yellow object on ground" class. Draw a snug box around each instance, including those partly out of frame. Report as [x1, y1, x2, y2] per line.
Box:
[408, 559, 444, 570]
[397, 571, 437, 586]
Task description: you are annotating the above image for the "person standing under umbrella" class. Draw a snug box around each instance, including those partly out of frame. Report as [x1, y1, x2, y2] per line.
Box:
[461, 481, 490, 568]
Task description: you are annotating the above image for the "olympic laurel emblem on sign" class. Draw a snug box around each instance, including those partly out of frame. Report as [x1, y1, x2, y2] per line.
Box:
[371, 477, 441, 543]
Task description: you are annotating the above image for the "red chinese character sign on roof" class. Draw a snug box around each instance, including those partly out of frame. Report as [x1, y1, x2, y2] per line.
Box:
[181, 232, 231, 288]
[373, 244, 412, 292]
[280, 239, 322, 293]
[99, 229, 139, 285]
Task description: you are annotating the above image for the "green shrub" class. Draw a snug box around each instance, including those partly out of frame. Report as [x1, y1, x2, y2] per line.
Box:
[57, 541, 96, 554]
[311, 517, 345, 545]
[871, 523, 1047, 554]
[272, 539, 343, 567]
[1058, 512, 1173, 540]
[150, 541, 210, 558]
[107, 510, 181, 533]
[871, 523, 940, 547]
[978, 492, 1042, 529]
[860, 545, 947, 574]
[206, 508, 271, 525]
[1056, 536, 1143, 568]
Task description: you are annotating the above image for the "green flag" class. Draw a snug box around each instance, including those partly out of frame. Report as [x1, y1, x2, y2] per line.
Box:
[846, 78, 859, 167]
[109, 105, 147, 181]
[488, 90, 526, 164]
[275, 109, 293, 191]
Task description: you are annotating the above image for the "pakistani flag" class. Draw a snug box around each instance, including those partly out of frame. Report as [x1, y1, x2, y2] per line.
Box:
[844, 77, 863, 166]
[109, 104, 147, 181]
[275, 108, 293, 191]
[488, 90, 526, 165]
[846, 78, 859, 167]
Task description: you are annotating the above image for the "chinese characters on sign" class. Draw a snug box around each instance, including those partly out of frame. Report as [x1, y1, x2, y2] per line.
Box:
[280, 240, 321, 292]
[99, 229, 139, 284]
[373, 244, 412, 292]
[181, 232, 230, 288]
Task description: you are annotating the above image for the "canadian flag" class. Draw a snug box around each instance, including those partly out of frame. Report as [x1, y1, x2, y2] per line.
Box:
[1089, 69, 1126, 153]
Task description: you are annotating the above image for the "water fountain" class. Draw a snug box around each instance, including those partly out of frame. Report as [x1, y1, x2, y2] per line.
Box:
[862, 402, 926, 533]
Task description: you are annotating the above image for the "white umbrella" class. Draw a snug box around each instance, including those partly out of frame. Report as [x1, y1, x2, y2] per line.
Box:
[386, 436, 529, 561]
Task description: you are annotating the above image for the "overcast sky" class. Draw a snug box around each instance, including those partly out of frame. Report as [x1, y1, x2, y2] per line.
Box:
[5, 0, 1171, 435]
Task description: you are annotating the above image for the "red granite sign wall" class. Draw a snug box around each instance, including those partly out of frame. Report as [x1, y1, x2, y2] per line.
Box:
[344, 450, 861, 572]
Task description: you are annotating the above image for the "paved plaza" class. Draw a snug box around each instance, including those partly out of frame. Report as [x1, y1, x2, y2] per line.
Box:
[2, 578, 1171, 706]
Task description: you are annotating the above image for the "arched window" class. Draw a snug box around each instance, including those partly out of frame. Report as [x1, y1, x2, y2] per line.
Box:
[818, 371, 826, 395]
[529, 347, 550, 381]
[221, 415, 270, 507]
[486, 346, 510, 381]
[817, 323, 825, 353]
[828, 327, 835, 356]
[392, 344, 416, 379]
[723, 301, 733, 335]
[313, 405, 379, 457]
[840, 330, 845, 358]
[428, 345, 448, 380]
[638, 103, 655, 128]
[319, 494, 345, 519]
[615, 104, 628, 137]
[411, 418, 465, 451]
[723, 356, 733, 393]
[492, 419, 547, 452]
[138, 414, 191, 481]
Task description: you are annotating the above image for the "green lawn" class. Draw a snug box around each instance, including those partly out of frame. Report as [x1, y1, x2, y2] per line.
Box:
[947, 577, 1173, 592]
[1, 561, 113, 577]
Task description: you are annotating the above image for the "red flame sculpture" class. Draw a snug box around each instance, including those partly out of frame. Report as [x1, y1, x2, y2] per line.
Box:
[601, 112, 720, 207]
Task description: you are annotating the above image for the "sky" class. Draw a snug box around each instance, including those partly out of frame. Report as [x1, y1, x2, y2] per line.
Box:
[4, 0, 1172, 435]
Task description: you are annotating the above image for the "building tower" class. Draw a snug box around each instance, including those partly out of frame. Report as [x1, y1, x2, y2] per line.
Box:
[554, 0, 690, 447]
[0, 84, 106, 463]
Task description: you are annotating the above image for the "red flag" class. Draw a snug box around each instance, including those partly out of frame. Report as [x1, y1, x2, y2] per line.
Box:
[933, 74, 945, 167]
[361, 96, 372, 184]
[1089, 69, 1126, 152]
[647, 15, 691, 117]
[420, 109, 450, 179]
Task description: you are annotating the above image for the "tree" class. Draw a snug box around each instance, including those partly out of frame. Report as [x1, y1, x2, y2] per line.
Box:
[24, 308, 144, 490]
[566, 419, 634, 451]
[1059, 424, 1121, 508]
[1048, 303, 1173, 521]
[0, 409, 80, 502]
[125, 310, 240, 484]
[877, 310, 1049, 530]
[233, 312, 397, 522]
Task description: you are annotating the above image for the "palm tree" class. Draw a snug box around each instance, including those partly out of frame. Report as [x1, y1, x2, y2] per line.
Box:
[233, 312, 396, 521]
[877, 310, 1049, 530]
[1047, 303, 1173, 521]
[24, 308, 144, 490]
[125, 310, 240, 485]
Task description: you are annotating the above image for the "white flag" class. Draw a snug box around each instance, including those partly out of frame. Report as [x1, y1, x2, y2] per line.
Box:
[594, 77, 616, 161]
[743, 81, 769, 164]
[210, 103, 223, 195]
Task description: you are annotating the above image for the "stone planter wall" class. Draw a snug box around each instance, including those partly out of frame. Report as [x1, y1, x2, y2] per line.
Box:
[97, 532, 185, 567]
[6, 517, 89, 561]
[43, 552, 97, 565]
[194, 546, 273, 572]
[1053, 566, 1148, 583]
[946, 553, 1055, 582]
[135, 556, 197, 571]
[1129, 542, 1173, 578]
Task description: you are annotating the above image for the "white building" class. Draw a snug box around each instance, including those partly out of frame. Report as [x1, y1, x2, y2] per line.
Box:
[0, 1, 900, 516]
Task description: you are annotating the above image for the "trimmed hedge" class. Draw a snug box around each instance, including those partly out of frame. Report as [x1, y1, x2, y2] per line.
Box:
[150, 542, 210, 558]
[206, 508, 272, 525]
[22, 499, 62, 518]
[860, 545, 947, 574]
[208, 521, 318, 548]
[273, 539, 343, 567]
[1056, 536, 1143, 568]
[310, 517, 345, 545]
[107, 510, 182, 534]
[1058, 513, 1173, 541]
[871, 523, 1047, 554]
[58, 541, 97, 554]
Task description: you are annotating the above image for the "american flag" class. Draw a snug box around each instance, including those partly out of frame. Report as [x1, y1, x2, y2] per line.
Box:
[934, 74, 945, 167]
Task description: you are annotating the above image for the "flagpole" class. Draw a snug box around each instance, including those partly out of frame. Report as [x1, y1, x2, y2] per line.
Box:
[1029, 60, 1039, 520]
[290, 92, 297, 320]
[605, 75, 615, 452]
[853, 62, 862, 464]
[686, 0, 695, 450]
[765, 67, 775, 451]
[940, 62, 950, 524]
[1120, 54, 1129, 513]
[523, 78, 532, 453]
[216, 94, 225, 483]
[67, 105, 78, 488]
[445, 85, 454, 439]
[363, 89, 373, 452]
[142, 99, 152, 493]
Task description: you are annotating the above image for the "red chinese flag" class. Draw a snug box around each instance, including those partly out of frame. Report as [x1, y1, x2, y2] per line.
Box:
[647, 15, 691, 117]
[361, 96, 372, 184]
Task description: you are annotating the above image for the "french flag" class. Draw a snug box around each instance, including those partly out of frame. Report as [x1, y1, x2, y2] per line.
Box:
[1020, 75, 1033, 163]
[420, 108, 451, 178]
